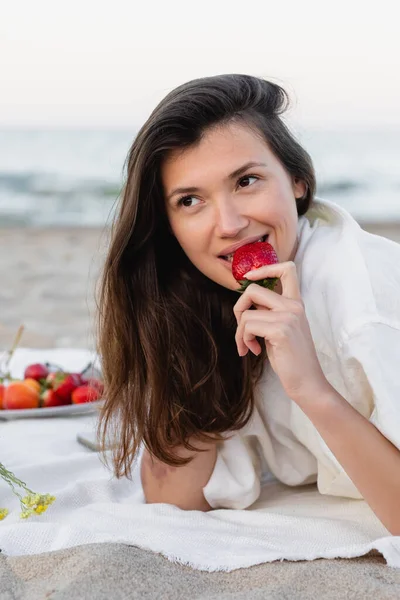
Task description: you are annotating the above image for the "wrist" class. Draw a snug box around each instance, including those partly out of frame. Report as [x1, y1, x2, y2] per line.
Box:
[291, 379, 342, 419]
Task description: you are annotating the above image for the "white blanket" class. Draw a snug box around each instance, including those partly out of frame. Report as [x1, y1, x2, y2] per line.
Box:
[0, 348, 399, 571]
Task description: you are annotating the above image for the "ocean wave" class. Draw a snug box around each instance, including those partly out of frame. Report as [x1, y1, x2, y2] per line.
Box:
[0, 171, 122, 199]
[317, 179, 366, 194]
[0, 174, 399, 227]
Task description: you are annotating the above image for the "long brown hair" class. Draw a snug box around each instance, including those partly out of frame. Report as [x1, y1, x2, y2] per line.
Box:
[96, 74, 316, 477]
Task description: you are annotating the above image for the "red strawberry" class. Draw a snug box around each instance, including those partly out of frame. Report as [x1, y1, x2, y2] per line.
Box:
[84, 378, 104, 395]
[71, 385, 102, 404]
[232, 241, 279, 293]
[69, 372, 84, 385]
[24, 363, 49, 382]
[46, 371, 81, 403]
[40, 388, 69, 408]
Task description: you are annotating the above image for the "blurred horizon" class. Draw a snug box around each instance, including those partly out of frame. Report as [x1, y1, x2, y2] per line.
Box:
[1, 126, 399, 227]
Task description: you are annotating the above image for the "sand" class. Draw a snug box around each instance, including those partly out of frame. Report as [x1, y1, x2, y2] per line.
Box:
[0, 226, 110, 351]
[0, 220, 399, 351]
[2, 544, 400, 599]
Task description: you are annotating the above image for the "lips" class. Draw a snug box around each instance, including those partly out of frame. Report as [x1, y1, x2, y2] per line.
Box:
[219, 235, 268, 263]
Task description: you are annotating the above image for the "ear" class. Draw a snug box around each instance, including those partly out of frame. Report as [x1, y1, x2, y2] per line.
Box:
[293, 177, 307, 200]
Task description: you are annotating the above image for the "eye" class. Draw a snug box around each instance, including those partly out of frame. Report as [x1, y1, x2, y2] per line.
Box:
[176, 196, 201, 208]
[238, 175, 258, 189]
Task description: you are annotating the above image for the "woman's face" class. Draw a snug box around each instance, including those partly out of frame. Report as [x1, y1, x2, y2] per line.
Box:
[162, 122, 306, 291]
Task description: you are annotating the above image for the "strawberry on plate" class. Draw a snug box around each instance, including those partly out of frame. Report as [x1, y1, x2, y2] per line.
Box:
[40, 388, 69, 408]
[83, 378, 104, 395]
[45, 371, 81, 404]
[232, 241, 279, 293]
[72, 385, 102, 404]
[23, 363, 49, 382]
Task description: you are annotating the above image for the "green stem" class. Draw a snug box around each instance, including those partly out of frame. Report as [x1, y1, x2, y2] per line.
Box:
[237, 277, 279, 294]
[0, 463, 35, 496]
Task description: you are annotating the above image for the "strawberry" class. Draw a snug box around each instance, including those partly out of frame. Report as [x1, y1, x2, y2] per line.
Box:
[69, 372, 84, 385]
[40, 388, 69, 408]
[24, 363, 49, 382]
[46, 371, 81, 403]
[71, 385, 102, 404]
[79, 362, 104, 396]
[232, 241, 279, 293]
[84, 378, 104, 395]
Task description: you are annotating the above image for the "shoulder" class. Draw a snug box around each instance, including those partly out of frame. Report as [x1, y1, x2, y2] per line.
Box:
[295, 198, 400, 343]
[296, 197, 400, 274]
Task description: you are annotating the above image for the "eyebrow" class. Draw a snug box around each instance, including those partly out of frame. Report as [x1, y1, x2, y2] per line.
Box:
[166, 161, 268, 202]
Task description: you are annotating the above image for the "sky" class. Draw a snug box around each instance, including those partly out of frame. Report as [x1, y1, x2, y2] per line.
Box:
[1, 0, 399, 130]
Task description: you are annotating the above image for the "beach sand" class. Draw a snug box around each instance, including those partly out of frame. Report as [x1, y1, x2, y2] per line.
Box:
[1, 221, 399, 351]
[0, 226, 110, 351]
[3, 544, 400, 600]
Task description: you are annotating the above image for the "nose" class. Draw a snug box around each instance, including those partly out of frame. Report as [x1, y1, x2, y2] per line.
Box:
[214, 198, 249, 238]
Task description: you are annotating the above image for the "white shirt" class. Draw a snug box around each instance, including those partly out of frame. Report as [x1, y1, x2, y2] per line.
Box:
[202, 197, 400, 509]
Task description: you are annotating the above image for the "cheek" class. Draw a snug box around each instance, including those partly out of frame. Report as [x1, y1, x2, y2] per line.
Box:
[169, 213, 210, 250]
[171, 222, 206, 260]
[265, 183, 298, 224]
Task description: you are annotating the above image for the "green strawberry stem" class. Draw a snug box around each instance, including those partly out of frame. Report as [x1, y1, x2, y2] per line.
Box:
[237, 277, 279, 294]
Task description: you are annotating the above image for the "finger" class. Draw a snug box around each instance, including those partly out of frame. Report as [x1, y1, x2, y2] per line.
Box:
[235, 310, 284, 355]
[242, 321, 268, 355]
[240, 336, 262, 357]
[236, 319, 262, 356]
[233, 283, 295, 324]
[240, 319, 281, 356]
[243, 261, 301, 301]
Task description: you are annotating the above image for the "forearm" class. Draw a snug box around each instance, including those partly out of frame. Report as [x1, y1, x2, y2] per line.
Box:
[141, 438, 217, 511]
[298, 384, 400, 535]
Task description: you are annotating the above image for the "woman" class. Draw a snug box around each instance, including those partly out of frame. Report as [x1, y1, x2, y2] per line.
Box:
[97, 74, 400, 532]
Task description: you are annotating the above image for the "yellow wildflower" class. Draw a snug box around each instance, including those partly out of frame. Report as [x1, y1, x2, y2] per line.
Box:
[20, 493, 56, 518]
[1, 461, 56, 520]
[21, 493, 41, 508]
[34, 505, 48, 515]
[0, 508, 9, 520]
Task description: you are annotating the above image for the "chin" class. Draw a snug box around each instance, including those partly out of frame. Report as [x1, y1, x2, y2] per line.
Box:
[219, 277, 240, 292]
[200, 263, 239, 292]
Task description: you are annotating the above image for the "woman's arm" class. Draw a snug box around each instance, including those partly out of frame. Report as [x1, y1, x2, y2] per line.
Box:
[299, 385, 400, 535]
[141, 438, 217, 511]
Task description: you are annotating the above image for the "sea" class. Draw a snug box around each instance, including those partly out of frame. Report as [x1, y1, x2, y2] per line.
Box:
[0, 128, 399, 227]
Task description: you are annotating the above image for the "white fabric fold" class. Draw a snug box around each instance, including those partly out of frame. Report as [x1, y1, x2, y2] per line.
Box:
[203, 436, 261, 509]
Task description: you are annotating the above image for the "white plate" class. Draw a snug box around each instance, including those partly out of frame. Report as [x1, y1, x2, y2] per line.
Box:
[0, 400, 104, 420]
